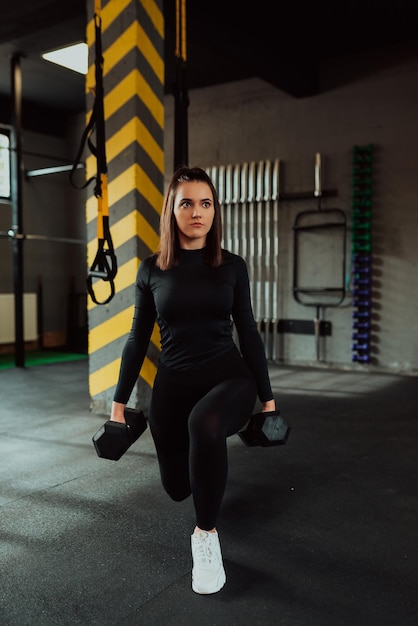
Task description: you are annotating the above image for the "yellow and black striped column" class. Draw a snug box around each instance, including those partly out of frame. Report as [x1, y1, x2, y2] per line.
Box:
[85, 0, 164, 414]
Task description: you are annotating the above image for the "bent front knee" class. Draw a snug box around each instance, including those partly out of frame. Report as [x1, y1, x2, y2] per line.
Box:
[165, 485, 191, 502]
[160, 476, 191, 502]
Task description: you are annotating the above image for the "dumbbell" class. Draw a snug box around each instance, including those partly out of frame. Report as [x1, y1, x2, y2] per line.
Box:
[92, 407, 148, 461]
[238, 409, 291, 447]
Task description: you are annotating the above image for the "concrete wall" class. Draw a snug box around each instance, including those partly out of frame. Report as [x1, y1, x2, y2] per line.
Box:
[164, 43, 418, 375]
[1, 41, 417, 374]
[0, 114, 87, 348]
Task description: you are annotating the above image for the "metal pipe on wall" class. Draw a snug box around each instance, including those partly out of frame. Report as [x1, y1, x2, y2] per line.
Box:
[224, 164, 233, 251]
[270, 159, 280, 360]
[10, 53, 25, 367]
[247, 161, 256, 307]
[255, 160, 264, 333]
[232, 163, 240, 255]
[207, 158, 281, 360]
[239, 162, 248, 260]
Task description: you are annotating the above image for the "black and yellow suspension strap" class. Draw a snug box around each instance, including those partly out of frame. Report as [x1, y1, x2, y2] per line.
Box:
[174, 0, 189, 169]
[70, 0, 117, 305]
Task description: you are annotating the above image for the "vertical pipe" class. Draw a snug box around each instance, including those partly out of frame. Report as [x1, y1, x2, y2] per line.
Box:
[247, 162, 256, 310]
[314, 153, 322, 359]
[210, 165, 220, 229]
[224, 164, 233, 252]
[263, 160, 271, 356]
[232, 164, 240, 255]
[271, 159, 280, 360]
[314, 305, 321, 361]
[255, 160, 264, 333]
[216, 165, 225, 245]
[37, 275, 44, 350]
[240, 162, 249, 261]
[174, 0, 188, 168]
[10, 53, 25, 367]
[314, 152, 322, 209]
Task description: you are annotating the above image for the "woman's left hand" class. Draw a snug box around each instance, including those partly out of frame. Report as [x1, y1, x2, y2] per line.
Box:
[261, 398, 276, 413]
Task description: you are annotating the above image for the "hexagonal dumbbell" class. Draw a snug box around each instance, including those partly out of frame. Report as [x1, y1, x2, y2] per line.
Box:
[92, 407, 148, 461]
[238, 410, 291, 447]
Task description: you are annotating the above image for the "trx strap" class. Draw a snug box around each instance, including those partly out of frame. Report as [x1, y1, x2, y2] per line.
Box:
[174, 0, 189, 169]
[70, 0, 117, 305]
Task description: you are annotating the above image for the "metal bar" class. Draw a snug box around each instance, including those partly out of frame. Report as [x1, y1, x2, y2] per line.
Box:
[271, 158, 280, 361]
[277, 189, 337, 201]
[217, 165, 225, 204]
[224, 165, 233, 251]
[232, 164, 240, 255]
[255, 160, 264, 331]
[314, 305, 321, 361]
[25, 234, 85, 245]
[25, 163, 84, 178]
[263, 160, 271, 356]
[240, 162, 248, 260]
[247, 161, 256, 311]
[1, 231, 85, 245]
[209, 165, 219, 222]
[174, 0, 188, 169]
[213, 157, 286, 359]
[314, 152, 322, 198]
[10, 53, 24, 367]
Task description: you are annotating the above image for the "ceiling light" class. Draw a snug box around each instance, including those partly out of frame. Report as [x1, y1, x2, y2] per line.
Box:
[42, 42, 88, 75]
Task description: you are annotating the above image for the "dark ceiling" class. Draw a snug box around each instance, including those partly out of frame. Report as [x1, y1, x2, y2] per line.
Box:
[0, 0, 417, 127]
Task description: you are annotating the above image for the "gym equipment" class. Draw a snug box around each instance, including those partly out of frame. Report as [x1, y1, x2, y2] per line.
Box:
[292, 153, 347, 362]
[351, 145, 374, 364]
[208, 157, 340, 364]
[92, 407, 147, 461]
[70, 0, 117, 306]
[238, 409, 291, 447]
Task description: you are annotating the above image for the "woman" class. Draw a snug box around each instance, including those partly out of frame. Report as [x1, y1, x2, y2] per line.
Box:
[111, 166, 275, 594]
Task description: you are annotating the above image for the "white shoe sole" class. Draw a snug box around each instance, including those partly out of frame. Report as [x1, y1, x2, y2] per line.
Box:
[192, 569, 226, 594]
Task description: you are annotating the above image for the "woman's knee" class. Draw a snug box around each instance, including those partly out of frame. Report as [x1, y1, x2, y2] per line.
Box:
[161, 475, 191, 501]
[157, 451, 191, 501]
[189, 377, 257, 440]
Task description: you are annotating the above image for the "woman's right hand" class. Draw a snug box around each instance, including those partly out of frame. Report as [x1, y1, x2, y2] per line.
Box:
[110, 400, 127, 423]
[261, 398, 276, 413]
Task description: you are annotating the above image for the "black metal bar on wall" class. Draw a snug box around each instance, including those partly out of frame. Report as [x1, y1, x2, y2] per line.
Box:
[10, 53, 25, 367]
[174, 0, 188, 168]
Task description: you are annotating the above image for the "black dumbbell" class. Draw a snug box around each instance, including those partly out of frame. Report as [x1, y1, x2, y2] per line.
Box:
[92, 407, 148, 461]
[238, 409, 291, 447]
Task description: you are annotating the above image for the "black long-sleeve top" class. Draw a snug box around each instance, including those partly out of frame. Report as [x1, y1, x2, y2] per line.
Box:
[113, 248, 273, 404]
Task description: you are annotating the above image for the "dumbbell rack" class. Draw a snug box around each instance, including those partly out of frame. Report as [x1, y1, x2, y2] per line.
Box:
[351, 144, 373, 363]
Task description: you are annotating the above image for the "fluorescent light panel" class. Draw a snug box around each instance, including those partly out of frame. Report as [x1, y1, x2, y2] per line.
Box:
[42, 42, 88, 75]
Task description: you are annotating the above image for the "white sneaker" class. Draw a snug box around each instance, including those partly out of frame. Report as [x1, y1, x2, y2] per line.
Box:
[191, 530, 226, 594]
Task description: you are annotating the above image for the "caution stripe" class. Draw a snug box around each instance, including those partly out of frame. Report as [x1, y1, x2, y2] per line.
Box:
[86, 164, 163, 224]
[86, 116, 164, 179]
[86, 0, 164, 48]
[87, 210, 160, 264]
[89, 305, 161, 353]
[89, 355, 157, 398]
[87, 21, 164, 88]
[105, 69, 164, 127]
[86, 0, 164, 410]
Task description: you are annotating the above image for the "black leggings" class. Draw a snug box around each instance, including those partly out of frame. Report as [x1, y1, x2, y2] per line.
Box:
[148, 347, 257, 530]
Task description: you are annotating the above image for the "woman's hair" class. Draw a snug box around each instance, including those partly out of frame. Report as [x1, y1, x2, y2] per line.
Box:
[156, 166, 223, 270]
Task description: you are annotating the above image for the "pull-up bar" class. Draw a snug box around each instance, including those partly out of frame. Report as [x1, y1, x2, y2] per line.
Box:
[26, 163, 84, 178]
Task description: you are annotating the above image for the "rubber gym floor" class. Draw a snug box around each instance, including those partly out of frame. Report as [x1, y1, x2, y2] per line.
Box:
[0, 357, 417, 626]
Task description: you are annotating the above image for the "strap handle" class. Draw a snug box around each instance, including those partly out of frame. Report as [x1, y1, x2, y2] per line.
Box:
[87, 175, 117, 305]
[70, 3, 118, 305]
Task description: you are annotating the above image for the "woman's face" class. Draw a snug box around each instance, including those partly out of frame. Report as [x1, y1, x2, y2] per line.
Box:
[173, 181, 215, 249]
